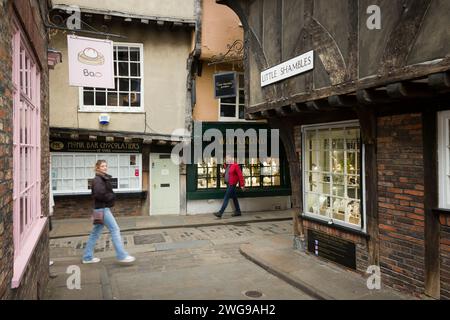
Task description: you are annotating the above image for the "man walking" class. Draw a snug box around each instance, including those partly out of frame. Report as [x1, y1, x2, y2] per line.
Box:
[214, 155, 245, 219]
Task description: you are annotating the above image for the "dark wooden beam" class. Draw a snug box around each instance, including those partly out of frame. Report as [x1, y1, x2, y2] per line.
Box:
[328, 95, 358, 107]
[386, 82, 434, 99]
[428, 72, 450, 92]
[356, 89, 391, 105]
[305, 99, 331, 111]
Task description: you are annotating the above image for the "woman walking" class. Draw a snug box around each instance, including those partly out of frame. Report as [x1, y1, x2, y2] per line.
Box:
[82, 160, 136, 264]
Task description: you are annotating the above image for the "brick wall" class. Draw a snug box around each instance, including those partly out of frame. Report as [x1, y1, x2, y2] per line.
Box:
[377, 113, 425, 297]
[0, 0, 50, 300]
[53, 195, 147, 219]
[440, 214, 450, 300]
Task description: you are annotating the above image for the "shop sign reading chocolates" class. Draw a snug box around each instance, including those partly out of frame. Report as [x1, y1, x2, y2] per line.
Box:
[50, 139, 142, 153]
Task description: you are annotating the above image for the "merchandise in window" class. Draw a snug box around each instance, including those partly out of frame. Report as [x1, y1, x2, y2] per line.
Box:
[438, 111, 450, 209]
[303, 123, 363, 227]
[51, 153, 142, 194]
[196, 157, 281, 189]
[82, 44, 142, 109]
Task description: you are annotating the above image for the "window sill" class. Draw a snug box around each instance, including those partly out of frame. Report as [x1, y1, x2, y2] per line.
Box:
[12, 217, 48, 289]
[54, 191, 147, 199]
[433, 208, 450, 216]
[78, 107, 145, 113]
[300, 214, 370, 239]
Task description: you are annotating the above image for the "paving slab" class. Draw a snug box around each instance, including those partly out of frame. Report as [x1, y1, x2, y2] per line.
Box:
[240, 234, 416, 300]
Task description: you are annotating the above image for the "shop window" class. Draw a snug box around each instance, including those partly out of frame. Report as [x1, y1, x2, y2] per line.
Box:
[302, 122, 364, 228]
[51, 153, 142, 194]
[11, 19, 47, 288]
[438, 111, 450, 209]
[197, 157, 281, 189]
[219, 73, 245, 121]
[80, 44, 143, 112]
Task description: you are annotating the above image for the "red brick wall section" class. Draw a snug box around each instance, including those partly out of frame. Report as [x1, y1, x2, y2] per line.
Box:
[53, 197, 146, 219]
[1, 0, 50, 300]
[377, 114, 426, 297]
[440, 215, 450, 300]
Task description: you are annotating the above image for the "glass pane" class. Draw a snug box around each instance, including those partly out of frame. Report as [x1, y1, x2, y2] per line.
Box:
[239, 91, 245, 105]
[332, 198, 347, 221]
[273, 175, 281, 186]
[84, 91, 94, 105]
[239, 106, 245, 119]
[131, 79, 141, 92]
[119, 167, 129, 177]
[119, 79, 130, 91]
[119, 93, 130, 107]
[322, 151, 330, 172]
[95, 91, 106, 106]
[108, 92, 118, 106]
[118, 62, 129, 76]
[332, 151, 344, 173]
[251, 176, 260, 187]
[221, 97, 235, 104]
[120, 156, 129, 166]
[130, 63, 140, 77]
[130, 94, 141, 107]
[220, 104, 236, 118]
[198, 178, 207, 189]
[239, 74, 244, 88]
[307, 193, 319, 214]
[117, 46, 129, 61]
[119, 179, 129, 189]
[262, 176, 272, 186]
[130, 47, 140, 61]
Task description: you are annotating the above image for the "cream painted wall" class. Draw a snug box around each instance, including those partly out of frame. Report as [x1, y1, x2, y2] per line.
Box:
[193, 64, 219, 122]
[201, 0, 243, 60]
[49, 24, 192, 135]
[52, 0, 195, 20]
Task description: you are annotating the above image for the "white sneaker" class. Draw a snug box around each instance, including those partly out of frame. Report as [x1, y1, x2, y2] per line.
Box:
[82, 257, 101, 264]
[118, 256, 136, 264]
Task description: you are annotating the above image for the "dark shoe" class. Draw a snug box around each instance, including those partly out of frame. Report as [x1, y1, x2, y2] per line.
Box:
[213, 212, 223, 219]
[231, 212, 242, 217]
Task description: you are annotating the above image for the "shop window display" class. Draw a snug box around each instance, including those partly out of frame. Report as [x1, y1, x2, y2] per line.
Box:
[303, 123, 362, 227]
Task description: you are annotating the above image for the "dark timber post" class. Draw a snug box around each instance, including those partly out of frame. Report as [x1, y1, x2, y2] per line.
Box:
[422, 109, 440, 299]
[355, 105, 380, 267]
[269, 117, 306, 250]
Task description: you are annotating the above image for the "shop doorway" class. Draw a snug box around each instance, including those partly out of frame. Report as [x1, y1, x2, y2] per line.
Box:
[150, 153, 180, 215]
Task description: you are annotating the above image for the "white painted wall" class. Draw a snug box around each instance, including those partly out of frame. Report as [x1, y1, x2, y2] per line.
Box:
[187, 196, 291, 215]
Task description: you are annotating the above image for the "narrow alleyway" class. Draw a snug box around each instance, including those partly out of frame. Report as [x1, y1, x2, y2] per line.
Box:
[45, 220, 314, 300]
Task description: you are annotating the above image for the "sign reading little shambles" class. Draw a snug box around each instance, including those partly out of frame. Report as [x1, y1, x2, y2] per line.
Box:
[261, 50, 314, 87]
[67, 35, 115, 88]
[50, 140, 142, 153]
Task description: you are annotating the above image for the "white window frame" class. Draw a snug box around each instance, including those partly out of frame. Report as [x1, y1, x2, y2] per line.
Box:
[301, 120, 366, 232]
[78, 42, 144, 113]
[438, 110, 450, 209]
[51, 153, 143, 195]
[218, 72, 246, 122]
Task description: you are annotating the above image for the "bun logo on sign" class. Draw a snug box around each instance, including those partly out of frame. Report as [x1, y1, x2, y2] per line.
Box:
[50, 141, 64, 151]
[68, 35, 114, 88]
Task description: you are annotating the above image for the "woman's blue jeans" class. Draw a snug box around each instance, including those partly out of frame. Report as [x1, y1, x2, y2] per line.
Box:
[83, 208, 129, 261]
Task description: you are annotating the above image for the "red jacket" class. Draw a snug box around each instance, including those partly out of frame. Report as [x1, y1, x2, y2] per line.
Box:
[225, 163, 245, 187]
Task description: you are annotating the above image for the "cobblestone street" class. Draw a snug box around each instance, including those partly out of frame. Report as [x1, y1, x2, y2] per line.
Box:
[45, 220, 314, 300]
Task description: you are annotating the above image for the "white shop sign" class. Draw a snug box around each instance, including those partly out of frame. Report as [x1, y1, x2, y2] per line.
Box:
[261, 50, 314, 87]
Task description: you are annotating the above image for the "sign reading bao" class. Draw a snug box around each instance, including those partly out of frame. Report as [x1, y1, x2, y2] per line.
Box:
[67, 35, 115, 88]
[261, 50, 314, 87]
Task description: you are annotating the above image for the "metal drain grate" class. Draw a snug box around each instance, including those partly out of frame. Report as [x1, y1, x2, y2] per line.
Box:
[134, 234, 166, 245]
[244, 290, 263, 298]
